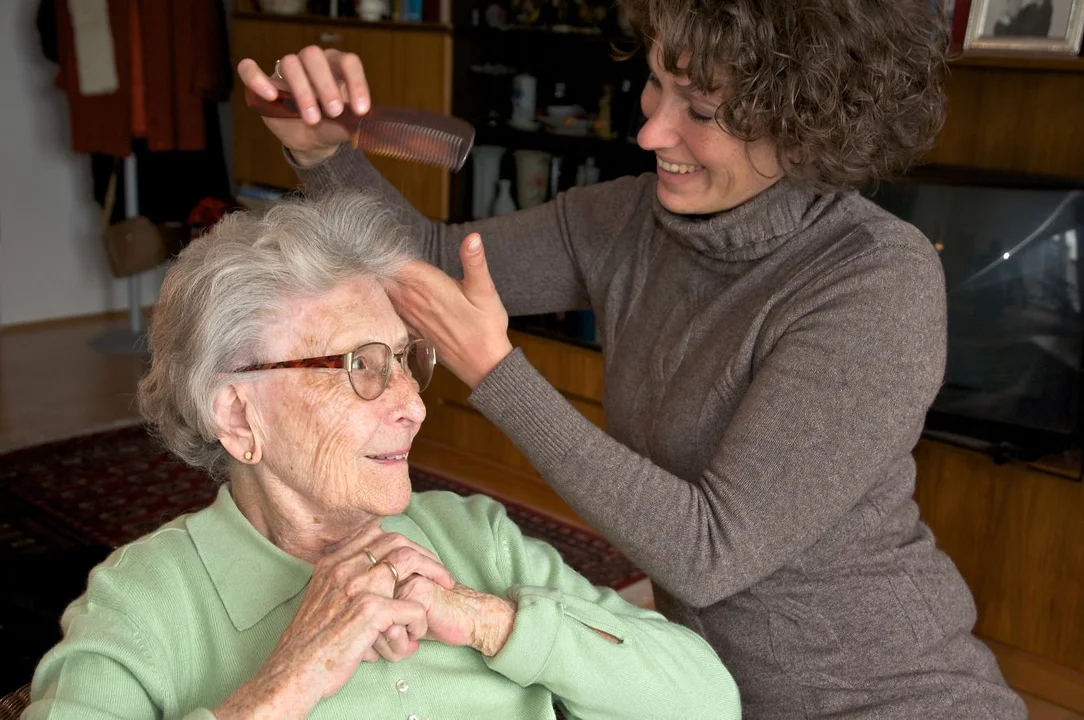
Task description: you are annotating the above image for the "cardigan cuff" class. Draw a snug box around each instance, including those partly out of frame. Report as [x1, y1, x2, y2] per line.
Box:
[483, 586, 564, 685]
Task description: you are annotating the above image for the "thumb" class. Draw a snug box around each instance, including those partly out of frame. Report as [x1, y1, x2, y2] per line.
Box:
[459, 233, 498, 306]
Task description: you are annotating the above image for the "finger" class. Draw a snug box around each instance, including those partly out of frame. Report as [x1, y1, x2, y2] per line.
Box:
[383, 624, 419, 659]
[367, 532, 441, 565]
[361, 647, 381, 663]
[373, 633, 402, 662]
[459, 234, 499, 307]
[394, 574, 426, 601]
[367, 534, 453, 587]
[277, 54, 322, 125]
[336, 51, 371, 115]
[330, 551, 388, 595]
[380, 546, 456, 590]
[392, 262, 458, 318]
[236, 58, 279, 101]
[363, 596, 428, 642]
[298, 45, 346, 118]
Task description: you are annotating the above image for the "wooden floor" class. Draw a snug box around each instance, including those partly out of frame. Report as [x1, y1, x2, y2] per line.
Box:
[1, 312, 1079, 719]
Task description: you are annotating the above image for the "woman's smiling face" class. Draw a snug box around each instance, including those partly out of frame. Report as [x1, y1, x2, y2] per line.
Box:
[637, 42, 783, 215]
[247, 275, 426, 523]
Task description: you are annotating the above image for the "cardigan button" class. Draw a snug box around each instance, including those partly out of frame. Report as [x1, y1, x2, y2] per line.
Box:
[396, 679, 409, 693]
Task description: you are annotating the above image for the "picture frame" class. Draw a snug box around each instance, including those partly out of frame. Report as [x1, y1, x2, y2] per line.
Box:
[963, 0, 1084, 54]
[949, 0, 975, 50]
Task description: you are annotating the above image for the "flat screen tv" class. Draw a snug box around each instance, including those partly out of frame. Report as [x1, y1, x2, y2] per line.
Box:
[865, 168, 1084, 462]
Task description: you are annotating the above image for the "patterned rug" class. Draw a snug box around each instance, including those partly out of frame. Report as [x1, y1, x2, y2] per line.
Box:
[0, 424, 645, 591]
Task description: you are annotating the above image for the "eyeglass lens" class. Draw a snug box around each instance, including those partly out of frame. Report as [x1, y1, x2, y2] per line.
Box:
[348, 341, 435, 400]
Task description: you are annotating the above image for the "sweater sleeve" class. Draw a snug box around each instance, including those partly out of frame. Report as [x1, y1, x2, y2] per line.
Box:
[24, 601, 213, 720]
[469, 244, 946, 608]
[291, 145, 653, 318]
[480, 503, 741, 720]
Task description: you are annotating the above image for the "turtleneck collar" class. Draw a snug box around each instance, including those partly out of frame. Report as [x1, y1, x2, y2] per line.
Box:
[652, 177, 836, 262]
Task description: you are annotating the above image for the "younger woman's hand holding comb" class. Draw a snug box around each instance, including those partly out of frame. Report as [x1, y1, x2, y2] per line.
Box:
[237, 47, 371, 166]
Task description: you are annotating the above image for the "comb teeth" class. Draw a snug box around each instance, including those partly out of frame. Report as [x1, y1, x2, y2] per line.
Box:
[357, 121, 466, 169]
[244, 90, 475, 171]
[355, 108, 474, 171]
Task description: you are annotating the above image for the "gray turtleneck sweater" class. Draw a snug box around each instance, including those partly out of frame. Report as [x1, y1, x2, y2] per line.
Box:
[298, 148, 1026, 719]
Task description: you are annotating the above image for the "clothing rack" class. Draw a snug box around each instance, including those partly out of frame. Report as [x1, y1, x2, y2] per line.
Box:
[89, 154, 149, 356]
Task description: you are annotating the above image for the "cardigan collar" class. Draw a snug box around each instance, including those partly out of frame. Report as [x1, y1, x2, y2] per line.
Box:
[187, 485, 431, 631]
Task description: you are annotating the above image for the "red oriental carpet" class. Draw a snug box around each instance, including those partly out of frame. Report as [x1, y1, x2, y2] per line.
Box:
[0, 424, 645, 590]
[0, 424, 646, 698]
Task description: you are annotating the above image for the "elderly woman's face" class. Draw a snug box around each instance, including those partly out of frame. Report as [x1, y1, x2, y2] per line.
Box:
[638, 42, 782, 215]
[249, 275, 425, 519]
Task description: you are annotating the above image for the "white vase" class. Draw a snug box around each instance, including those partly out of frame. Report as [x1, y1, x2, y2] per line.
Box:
[492, 179, 517, 216]
[514, 149, 552, 209]
[470, 145, 506, 220]
[356, 0, 387, 20]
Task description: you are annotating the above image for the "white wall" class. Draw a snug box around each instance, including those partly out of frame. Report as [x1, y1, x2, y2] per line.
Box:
[0, 0, 166, 327]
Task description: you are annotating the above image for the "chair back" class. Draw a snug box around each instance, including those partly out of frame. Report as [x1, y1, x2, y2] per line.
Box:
[0, 684, 30, 720]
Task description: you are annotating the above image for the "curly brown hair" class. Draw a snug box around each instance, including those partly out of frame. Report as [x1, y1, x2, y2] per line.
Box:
[619, 0, 950, 191]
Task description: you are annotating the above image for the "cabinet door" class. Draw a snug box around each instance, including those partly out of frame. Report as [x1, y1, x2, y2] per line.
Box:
[351, 26, 452, 221]
[231, 19, 451, 219]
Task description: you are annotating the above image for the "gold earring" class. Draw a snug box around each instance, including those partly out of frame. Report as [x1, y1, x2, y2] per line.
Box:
[244, 451, 253, 461]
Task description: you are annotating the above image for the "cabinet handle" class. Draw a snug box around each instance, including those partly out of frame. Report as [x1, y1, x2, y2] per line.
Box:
[319, 32, 343, 45]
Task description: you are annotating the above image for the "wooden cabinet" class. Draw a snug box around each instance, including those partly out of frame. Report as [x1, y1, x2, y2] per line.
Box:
[926, 57, 1084, 177]
[230, 14, 452, 219]
[419, 330, 606, 481]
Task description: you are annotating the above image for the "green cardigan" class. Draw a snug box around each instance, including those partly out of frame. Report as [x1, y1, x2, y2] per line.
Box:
[27, 486, 740, 719]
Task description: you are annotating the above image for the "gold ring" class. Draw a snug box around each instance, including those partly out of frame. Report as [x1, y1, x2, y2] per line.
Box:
[273, 59, 283, 80]
[364, 548, 378, 566]
[381, 559, 399, 583]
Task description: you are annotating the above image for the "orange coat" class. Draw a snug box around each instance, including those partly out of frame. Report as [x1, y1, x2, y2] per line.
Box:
[53, 0, 230, 157]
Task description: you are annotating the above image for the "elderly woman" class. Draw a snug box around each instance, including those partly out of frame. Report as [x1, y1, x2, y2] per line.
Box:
[239, 0, 1029, 717]
[25, 193, 740, 719]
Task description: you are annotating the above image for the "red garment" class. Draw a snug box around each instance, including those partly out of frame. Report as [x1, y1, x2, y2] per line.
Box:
[53, 0, 229, 156]
[130, 0, 146, 138]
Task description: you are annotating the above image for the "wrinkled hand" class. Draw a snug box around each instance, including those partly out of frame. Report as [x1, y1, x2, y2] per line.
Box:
[214, 525, 455, 719]
[355, 529, 456, 663]
[236, 46, 370, 165]
[396, 578, 516, 657]
[392, 233, 514, 389]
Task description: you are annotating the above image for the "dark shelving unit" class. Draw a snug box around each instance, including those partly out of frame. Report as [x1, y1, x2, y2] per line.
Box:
[449, 12, 652, 345]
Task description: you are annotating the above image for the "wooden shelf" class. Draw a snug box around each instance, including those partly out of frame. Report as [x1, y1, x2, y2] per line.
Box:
[234, 10, 452, 33]
[949, 53, 1084, 72]
[455, 24, 635, 46]
[475, 122, 643, 158]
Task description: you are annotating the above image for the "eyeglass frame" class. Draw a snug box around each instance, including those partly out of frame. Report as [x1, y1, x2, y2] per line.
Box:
[231, 338, 436, 400]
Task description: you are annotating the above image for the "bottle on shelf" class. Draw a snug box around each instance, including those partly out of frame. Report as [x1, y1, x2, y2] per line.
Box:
[492, 179, 518, 215]
[511, 73, 539, 131]
[575, 156, 600, 186]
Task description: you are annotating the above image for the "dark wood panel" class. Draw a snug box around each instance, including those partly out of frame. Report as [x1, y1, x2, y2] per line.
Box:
[914, 439, 1084, 678]
[925, 65, 1084, 178]
[417, 330, 607, 480]
[230, 18, 451, 218]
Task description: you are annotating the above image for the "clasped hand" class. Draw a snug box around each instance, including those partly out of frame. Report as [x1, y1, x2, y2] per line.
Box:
[216, 522, 514, 717]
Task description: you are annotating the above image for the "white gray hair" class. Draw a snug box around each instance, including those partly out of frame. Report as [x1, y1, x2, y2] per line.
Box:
[138, 190, 414, 478]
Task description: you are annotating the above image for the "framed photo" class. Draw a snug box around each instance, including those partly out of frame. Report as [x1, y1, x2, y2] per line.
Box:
[948, 0, 975, 50]
[964, 0, 1084, 54]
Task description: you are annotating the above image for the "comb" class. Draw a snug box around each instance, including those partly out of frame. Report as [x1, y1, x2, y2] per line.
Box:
[245, 87, 474, 172]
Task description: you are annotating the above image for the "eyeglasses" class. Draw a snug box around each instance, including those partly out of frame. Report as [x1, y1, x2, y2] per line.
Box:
[233, 339, 436, 400]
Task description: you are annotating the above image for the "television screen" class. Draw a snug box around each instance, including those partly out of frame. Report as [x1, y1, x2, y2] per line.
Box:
[866, 175, 1084, 455]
